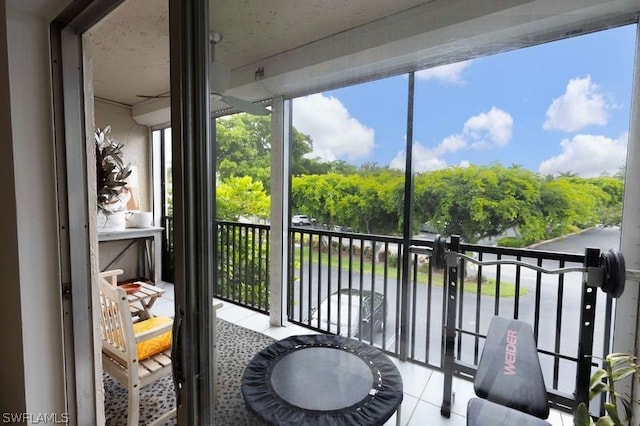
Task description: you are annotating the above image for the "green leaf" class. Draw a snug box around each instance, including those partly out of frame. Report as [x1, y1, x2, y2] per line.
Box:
[610, 366, 636, 382]
[608, 352, 634, 360]
[590, 369, 608, 388]
[607, 353, 635, 365]
[594, 416, 615, 426]
[589, 382, 609, 400]
[604, 402, 621, 425]
[574, 403, 594, 426]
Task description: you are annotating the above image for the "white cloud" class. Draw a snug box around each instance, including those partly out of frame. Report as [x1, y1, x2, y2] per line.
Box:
[389, 107, 513, 173]
[292, 94, 375, 161]
[438, 134, 467, 154]
[543, 76, 610, 132]
[415, 61, 472, 84]
[389, 144, 448, 173]
[463, 107, 513, 146]
[538, 133, 628, 177]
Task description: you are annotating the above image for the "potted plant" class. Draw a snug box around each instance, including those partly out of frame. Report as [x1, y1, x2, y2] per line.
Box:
[574, 352, 640, 426]
[95, 126, 131, 230]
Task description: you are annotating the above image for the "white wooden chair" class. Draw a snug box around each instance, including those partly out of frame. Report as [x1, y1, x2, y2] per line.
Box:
[100, 268, 124, 286]
[99, 269, 146, 320]
[98, 276, 176, 425]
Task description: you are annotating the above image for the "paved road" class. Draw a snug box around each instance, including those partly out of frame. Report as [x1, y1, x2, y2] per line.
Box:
[530, 226, 621, 254]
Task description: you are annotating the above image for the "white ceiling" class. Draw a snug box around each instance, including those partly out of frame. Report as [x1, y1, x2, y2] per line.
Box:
[91, 0, 435, 106]
[89, 0, 640, 123]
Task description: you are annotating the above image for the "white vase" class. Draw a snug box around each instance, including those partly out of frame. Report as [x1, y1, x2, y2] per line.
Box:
[97, 210, 126, 231]
[125, 211, 153, 228]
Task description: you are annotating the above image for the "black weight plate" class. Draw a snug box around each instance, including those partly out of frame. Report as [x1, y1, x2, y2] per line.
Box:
[601, 249, 625, 298]
[432, 234, 446, 270]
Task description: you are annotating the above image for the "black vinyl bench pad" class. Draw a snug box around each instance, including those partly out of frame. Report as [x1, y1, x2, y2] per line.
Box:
[474, 317, 549, 419]
[467, 398, 552, 426]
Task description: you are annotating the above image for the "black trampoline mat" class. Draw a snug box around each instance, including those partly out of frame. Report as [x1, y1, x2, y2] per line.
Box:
[270, 346, 374, 410]
[242, 334, 403, 425]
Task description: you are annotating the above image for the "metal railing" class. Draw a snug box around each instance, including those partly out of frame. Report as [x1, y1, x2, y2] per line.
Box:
[216, 221, 270, 313]
[287, 228, 403, 354]
[161, 220, 613, 413]
[161, 218, 271, 314]
[287, 226, 612, 414]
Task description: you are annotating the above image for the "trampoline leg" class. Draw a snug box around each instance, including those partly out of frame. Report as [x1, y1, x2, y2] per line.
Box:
[396, 405, 402, 426]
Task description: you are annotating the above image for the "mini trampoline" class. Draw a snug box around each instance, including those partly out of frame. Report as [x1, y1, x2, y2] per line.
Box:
[242, 334, 403, 425]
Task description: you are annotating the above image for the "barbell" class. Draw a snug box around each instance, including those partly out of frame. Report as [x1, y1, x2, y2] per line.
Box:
[422, 235, 633, 299]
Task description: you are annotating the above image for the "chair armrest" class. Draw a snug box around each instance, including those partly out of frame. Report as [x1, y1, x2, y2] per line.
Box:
[99, 269, 124, 286]
[135, 322, 173, 343]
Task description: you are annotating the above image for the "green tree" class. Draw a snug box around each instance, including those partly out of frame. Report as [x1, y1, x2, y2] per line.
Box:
[216, 114, 271, 190]
[216, 113, 318, 191]
[539, 177, 609, 237]
[216, 176, 270, 221]
[291, 171, 403, 233]
[333, 171, 402, 233]
[590, 176, 624, 226]
[413, 165, 542, 243]
[291, 173, 343, 227]
[291, 163, 624, 245]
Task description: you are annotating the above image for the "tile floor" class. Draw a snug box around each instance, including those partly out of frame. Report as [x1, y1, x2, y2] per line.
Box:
[151, 283, 575, 426]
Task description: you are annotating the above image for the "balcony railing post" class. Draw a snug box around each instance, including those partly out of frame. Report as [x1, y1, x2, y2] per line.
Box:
[575, 247, 600, 410]
[441, 235, 460, 418]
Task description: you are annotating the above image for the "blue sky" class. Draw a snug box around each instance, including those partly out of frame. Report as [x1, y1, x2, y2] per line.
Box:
[292, 24, 636, 177]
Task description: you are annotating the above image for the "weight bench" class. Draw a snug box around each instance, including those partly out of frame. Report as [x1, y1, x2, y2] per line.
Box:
[468, 317, 550, 426]
[467, 398, 551, 426]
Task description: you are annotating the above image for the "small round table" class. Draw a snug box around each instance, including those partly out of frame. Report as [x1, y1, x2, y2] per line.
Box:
[242, 334, 403, 425]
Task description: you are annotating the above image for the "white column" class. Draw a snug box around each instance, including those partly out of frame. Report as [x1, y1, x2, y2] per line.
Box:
[616, 25, 640, 421]
[269, 97, 290, 326]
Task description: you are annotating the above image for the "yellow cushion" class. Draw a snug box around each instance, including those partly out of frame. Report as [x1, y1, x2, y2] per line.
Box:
[133, 316, 173, 360]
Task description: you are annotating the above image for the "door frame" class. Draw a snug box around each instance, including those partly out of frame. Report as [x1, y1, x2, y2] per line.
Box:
[51, 0, 216, 423]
